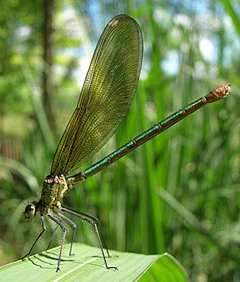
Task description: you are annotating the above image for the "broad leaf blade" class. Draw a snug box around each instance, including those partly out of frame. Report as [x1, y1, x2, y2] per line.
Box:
[139, 253, 189, 282]
[0, 244, 188, 282]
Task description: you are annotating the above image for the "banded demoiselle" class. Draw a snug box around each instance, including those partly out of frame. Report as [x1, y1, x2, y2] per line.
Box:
[23, 14, 230, 271]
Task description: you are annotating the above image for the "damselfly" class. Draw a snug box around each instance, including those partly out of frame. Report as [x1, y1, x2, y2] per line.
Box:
[22, 14, 230, 271]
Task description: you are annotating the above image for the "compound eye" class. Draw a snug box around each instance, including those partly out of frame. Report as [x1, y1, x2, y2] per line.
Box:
[24, 203, 36, 222]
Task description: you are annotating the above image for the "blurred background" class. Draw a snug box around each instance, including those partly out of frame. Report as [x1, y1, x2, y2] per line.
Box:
[0, 0, 240, 281]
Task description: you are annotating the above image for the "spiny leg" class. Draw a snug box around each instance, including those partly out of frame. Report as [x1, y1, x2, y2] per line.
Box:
[22, 215, 46, 259]
[53, 210, 76, 256]
[46, 211, 76, 254]
[60, 205, 117, 271]
[47, 221, 60, 251]
[47, 213, 66, 272]
[72, 210, 111, 257]
[63, 206, 110, 257]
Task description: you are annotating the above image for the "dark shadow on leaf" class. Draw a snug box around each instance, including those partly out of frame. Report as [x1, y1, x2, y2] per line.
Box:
[27, 256, 55, 270]
[39, 252, 75, 262]
[83, 255, 118, 270]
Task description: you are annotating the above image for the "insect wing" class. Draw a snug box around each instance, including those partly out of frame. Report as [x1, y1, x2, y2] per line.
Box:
[51, 14, 143, 176]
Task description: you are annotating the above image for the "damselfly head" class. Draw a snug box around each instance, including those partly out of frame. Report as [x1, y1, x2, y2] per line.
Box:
[24, 202, 37, 222]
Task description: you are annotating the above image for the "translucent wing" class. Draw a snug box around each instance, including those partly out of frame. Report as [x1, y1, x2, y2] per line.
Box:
[51, 14, 143, 176]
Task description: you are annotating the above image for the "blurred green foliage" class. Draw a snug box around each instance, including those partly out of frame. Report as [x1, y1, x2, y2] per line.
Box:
[0, 0, 240, 281]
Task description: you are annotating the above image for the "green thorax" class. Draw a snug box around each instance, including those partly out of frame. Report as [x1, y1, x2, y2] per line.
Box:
[37, 174, 69, 213]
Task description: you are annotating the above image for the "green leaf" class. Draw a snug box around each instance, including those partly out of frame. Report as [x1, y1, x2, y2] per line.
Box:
[139, 253, 189, 282]
[0, 243, 188, 281]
